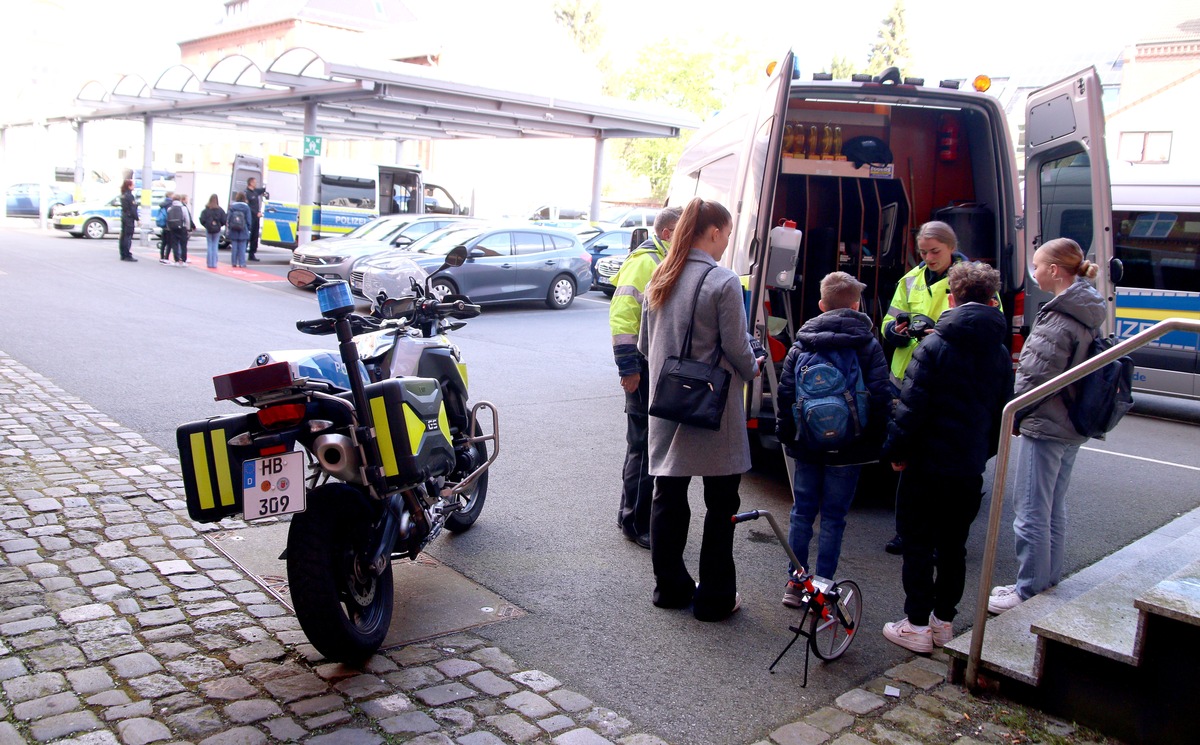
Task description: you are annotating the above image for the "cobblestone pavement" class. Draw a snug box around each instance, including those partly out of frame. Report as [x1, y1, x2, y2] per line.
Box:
[0, 351, 1117, 745]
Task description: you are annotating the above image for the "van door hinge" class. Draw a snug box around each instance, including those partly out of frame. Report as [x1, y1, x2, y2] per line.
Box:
[1015, 216, 1025, 230]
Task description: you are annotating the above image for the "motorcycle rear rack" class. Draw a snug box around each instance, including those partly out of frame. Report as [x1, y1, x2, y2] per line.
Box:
[447, 400, 500, 498]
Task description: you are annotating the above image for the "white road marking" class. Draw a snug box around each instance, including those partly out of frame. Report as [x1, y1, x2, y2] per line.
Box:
[1082, 446, 1200, 472]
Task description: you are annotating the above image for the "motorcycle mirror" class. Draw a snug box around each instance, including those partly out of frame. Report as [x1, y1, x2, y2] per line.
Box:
[445, 245, 468, 268]
[288, 268, 324, 290]
[378, 296, 416, 321]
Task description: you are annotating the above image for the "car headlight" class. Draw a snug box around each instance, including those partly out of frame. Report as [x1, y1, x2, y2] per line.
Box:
[323, 256, 349, 265]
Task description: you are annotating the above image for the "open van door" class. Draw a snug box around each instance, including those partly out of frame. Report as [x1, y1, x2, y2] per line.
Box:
[733, 50, 792, 436]
[1023, 67, 1114, 331]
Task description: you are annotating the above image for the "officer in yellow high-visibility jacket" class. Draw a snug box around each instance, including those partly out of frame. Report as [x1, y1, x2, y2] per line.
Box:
[610, 207, 682, 549]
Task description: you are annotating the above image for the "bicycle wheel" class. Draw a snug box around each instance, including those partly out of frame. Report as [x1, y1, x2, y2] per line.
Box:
[809, 579, 862, 661]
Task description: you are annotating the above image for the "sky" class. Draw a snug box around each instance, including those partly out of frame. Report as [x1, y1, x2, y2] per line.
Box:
[6, 0, 1193, 118]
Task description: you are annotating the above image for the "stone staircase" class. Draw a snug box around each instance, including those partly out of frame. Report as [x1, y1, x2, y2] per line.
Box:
[944, 506, 1200, 743]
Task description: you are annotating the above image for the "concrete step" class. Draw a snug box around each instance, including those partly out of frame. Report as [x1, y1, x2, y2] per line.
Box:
[1135, 556, 1200, 628]
[945, 505, 1200, 684]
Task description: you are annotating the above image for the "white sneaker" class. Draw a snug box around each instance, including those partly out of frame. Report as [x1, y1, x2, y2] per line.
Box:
[991, 583, 1017, 596]
[159, 258, 170, 265]
[882, 617, 933, 653]
[929, 614, 953, 647]
[988, 587, 1025, 614]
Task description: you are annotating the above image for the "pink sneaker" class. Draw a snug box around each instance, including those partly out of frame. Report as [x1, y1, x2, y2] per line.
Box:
[929, 614, 953, 647]
[882, 617, 933, 653]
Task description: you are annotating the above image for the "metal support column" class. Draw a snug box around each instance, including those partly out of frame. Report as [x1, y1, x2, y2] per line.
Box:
[298, 101, 317, 247]
[37, 124, 52, 231]
[0, 128, 6, 219]
[74, 122, 85, 204]
[590, 137, 604, 222]
[140, 116, 154, 246]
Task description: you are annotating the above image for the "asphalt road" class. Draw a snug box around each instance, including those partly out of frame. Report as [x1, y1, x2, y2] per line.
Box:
[3, 224, 1199, 744]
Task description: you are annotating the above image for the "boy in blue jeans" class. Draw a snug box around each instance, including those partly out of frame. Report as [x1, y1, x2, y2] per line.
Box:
[775, 272, 892, 604]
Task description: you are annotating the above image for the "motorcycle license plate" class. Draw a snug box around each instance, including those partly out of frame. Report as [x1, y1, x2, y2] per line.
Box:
[242, 452, 306, 521]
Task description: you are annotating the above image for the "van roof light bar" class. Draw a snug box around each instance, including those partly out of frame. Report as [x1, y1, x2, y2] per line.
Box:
[851, 74, 872, 83]
[940, 79, 963, 89]
[813, 72, 833, 81]
[903, 77, 925, 86]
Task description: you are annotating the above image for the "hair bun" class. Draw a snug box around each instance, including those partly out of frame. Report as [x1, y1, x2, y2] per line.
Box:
[1077, 259, 1099, 279]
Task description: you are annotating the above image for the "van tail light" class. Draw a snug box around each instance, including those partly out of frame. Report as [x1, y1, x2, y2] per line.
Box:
[1010, 291, 1026, 367]
[257, 403, 307, 430]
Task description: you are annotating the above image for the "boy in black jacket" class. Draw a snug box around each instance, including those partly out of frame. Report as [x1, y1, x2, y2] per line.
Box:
[881, 262, 1013, 653]
[776, 272, 892, 604]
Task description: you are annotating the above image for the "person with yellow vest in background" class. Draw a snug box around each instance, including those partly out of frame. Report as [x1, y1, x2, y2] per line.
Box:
[610, 207, 682, 550]
[881, 220, 1000, 555]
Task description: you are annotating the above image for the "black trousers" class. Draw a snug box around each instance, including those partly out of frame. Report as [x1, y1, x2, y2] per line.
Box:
[896, 466, 984, 625]
[618, 367, 653, 537]
[118, 219, 134, 258]
[248, 214, 261, 258]
[650, 473, 740, 621]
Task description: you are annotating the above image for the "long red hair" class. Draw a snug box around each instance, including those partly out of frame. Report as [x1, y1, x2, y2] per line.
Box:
[645, 197, 731, 309]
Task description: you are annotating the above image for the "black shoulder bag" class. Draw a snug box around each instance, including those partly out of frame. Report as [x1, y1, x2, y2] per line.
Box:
[648, 264, 731, 431]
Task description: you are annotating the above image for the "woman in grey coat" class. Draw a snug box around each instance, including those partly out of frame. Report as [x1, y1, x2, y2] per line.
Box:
[989, 238, 1107, 614]
[637, 198, 762, 621]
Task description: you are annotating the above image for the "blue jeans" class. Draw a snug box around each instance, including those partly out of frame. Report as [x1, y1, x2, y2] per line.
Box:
[205, 232, 220, 268]
[231, 238, 248, 267]
[1013, 436, 1081, 600]
[788, 461, 861, 580]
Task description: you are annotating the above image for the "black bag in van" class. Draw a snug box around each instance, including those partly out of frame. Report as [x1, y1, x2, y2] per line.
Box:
[934, 202, 995, 261]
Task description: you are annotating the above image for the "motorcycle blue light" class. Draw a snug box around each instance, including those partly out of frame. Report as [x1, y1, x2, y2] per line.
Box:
[317, 281, 355, 318]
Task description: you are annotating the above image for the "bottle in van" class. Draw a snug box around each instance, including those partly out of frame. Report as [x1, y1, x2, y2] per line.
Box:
[809, 126, 819, 159]
[821, 125, 835, 160]
[834, 127, 845, 161]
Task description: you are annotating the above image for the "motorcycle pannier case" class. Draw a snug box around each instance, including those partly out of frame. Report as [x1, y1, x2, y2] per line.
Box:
[176, 412, 256, 523]
[364, 377, 455, 488]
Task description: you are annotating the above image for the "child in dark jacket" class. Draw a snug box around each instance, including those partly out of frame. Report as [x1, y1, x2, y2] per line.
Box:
[775, 272, 892, 604]
[881, 261, 1013, 653]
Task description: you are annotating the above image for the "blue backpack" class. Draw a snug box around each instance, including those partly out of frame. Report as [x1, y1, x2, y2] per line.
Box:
[791, 348, 870, 450]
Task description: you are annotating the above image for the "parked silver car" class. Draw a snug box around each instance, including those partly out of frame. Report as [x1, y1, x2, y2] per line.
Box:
[289, 214, 476, 284]
[358, 223, 592, 310]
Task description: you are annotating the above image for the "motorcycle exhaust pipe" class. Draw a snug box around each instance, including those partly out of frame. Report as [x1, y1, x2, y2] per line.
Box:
[313, 433, 362, 483]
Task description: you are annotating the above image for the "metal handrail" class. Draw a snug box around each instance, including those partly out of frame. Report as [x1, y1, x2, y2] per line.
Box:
[967, 317, 1200, 689]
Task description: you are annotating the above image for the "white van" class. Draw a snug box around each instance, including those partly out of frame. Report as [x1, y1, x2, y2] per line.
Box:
[667, 52, 1113, 447]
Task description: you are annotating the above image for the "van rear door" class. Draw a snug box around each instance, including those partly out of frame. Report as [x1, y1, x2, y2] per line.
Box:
[1023, 67, 1114, 330]
[734, 50, 792, 432]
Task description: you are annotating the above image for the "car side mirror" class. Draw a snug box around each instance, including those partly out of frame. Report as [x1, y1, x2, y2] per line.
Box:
[393, 236, 413, 248]
[630, 228, 649, 249]
[467, 247, 485, 260]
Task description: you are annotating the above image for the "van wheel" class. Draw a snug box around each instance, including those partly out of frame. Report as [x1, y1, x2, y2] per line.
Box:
[83, 219, 107, 240]
[546, 275, 576, 309]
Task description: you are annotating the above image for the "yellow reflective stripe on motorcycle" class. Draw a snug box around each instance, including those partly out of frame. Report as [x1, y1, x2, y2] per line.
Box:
[438, 402, 451, 444]
[402, 403, 426, 459]
[189, 432, 215, 511]
[456, 361, 469, 390]
[208, 429, 235, 507]
[370, 396, 400, 477]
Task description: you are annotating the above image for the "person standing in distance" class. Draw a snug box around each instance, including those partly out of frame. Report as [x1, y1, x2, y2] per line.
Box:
[610, 207, 682, 550]
[118, 178, 138, 262]
[245, 177, 267, 262]
[227, 192, 253, 268]
[199, 194, 227, 269]
[638, 198, 764, 622]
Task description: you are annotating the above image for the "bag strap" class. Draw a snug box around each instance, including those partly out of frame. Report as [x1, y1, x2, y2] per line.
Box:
[679, 263, 720, 359]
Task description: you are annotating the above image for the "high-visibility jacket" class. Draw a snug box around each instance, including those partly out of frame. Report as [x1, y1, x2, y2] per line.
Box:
[882, 252, 964, 385]
[610, 236, 668, 377]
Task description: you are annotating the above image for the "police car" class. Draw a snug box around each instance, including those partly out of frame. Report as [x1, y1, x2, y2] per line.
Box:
[53, 192, 165, 239]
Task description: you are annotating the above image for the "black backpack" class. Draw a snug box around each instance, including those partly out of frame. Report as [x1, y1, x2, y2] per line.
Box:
[167, 202, 186, 230]
[1064, 333, 1134, 439]
[228, 208, 247, 232]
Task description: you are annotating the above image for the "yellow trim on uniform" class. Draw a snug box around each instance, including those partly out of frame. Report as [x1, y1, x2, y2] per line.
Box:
[402, 403, 427, 457]
[209, 429, 235, 507]
[370, 396, 400, 477]
[189, 432, 214, 511]
[267, 154, 301, 174]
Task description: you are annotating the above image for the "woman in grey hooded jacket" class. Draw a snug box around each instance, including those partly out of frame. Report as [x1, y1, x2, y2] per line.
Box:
[989, 238, 1107, 613]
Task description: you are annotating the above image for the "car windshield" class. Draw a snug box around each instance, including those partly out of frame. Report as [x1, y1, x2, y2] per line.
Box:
[413, 226, 488, 256]
[598, 206, 632, 223]
[346, 218, 406, 240]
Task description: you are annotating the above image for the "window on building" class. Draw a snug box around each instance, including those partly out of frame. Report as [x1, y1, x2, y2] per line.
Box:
[1117, 131, 1172, 164]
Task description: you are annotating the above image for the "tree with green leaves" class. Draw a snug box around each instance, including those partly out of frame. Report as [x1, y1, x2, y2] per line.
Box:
[866, 0, 910, 77]
[607, 42, 758, 201]
[553, 0, 604, 54]
[827, 54, 855, 80]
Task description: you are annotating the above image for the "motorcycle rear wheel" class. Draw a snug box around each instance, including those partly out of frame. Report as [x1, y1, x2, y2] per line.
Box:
[445, 423, 488, 533]
[287, 483, 393, 664]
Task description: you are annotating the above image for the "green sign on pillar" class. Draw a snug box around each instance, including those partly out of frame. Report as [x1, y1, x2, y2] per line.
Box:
[303, 135, 323, 157]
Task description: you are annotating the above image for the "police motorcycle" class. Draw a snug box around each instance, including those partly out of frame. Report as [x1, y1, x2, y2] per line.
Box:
[176, 246, 498, 663]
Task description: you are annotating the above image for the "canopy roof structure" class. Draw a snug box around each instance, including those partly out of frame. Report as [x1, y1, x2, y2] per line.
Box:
[47, 47, 696, 142]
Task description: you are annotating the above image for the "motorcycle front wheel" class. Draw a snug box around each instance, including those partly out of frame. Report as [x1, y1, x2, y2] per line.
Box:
[287, 483, 393, 664]
[445, 423, 488, 533]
